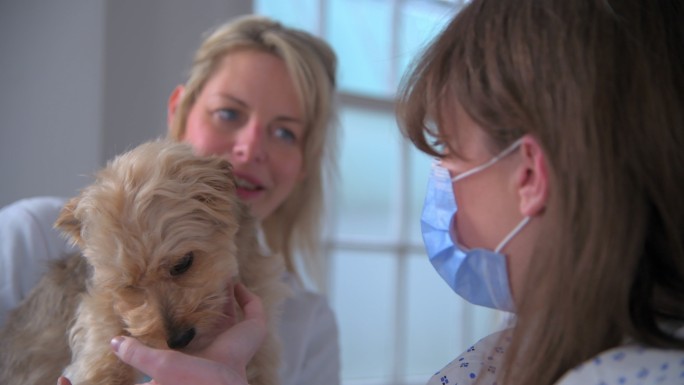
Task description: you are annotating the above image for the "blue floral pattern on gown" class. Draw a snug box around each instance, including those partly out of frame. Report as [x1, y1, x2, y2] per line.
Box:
[426, 329, 510, 385]
[555, 344, 684, 385]
[426, 329, 684, 385]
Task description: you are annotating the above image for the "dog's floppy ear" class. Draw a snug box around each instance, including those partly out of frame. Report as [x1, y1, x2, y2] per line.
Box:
[54, 197, 84, 247]
[212, 157, 236, 193]
[193, 157, 237, 202]
[216, 158, 237, 194]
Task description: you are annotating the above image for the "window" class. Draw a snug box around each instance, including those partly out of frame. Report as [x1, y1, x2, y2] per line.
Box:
[255, 1, 503, 384]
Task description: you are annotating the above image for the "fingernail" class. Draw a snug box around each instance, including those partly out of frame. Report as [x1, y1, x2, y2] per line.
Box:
[111, 336, 125, 353]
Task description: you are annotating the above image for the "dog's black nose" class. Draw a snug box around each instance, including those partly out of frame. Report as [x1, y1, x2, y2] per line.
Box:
[167, 327, 196, 349]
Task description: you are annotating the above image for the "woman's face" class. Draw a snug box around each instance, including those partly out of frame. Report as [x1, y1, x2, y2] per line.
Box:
[177, 50, 306, 221]
[439, 103, 522, 251]
[438, 102, 535, 301]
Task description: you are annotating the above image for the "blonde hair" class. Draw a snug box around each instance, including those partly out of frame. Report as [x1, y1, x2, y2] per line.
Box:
[169, 15, 338, 285]
[398, 0, 684, 384]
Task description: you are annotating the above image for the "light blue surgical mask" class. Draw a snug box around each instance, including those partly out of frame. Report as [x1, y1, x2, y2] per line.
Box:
[420, 139, 528, 312]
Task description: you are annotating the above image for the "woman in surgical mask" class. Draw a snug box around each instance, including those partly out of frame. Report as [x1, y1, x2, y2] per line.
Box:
[396, 0, 684, 384]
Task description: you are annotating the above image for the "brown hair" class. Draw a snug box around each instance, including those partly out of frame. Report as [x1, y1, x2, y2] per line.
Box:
[398, 0, 684, 384]
[169, 15, 338, 285]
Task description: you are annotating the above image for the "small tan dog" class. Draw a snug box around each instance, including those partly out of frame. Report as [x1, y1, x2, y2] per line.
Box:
[0, 140, 285, 385]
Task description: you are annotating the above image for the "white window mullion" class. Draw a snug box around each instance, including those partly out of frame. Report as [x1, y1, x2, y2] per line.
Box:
[386, 0, 408, 384]
[391, 1, 409, 383]
[394, 252, 408, 385]
[317, 0, 327, 37]
[389, 0, 402, 94]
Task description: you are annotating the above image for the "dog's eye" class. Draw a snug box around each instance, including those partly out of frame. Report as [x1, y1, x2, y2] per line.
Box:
[170, 252, 194, 276]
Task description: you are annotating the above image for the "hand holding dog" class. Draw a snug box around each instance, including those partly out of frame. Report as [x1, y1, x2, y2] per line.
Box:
[58, 283, 266, 385]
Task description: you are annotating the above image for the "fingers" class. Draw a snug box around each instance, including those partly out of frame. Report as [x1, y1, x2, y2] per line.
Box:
[223, 282, 237, 323]
[234, 283, 265, 323]
[111, 336, 247, 385]
[111, 336, 163, 379]
[220, 282, 241, 333]
[112, 336, 199, 383]
[197, 284, 267, 364]
[108, 285, 266, 385]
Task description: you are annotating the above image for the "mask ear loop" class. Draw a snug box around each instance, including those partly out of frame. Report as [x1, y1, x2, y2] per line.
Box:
[495, 216, 530, 253]
[444, 137, 529, 253]
[450, 138, 523, 183]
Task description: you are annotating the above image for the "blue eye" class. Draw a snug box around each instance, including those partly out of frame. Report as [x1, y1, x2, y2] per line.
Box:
[217, 109, 239, 121]
[274, 127, 297, 143]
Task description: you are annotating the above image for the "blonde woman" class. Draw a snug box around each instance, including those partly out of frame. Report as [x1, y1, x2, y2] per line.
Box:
[1, 15, 340, 385]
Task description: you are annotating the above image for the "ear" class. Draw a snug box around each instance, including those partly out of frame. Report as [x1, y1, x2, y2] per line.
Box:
[195, 157, 237, 201]
[54, 197, 84, 246]
[167, 85, 185, 133]
[515, 135, 549, 217]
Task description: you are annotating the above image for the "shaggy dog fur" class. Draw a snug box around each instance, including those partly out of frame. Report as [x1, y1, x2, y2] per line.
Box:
[0, 140, 285, 385]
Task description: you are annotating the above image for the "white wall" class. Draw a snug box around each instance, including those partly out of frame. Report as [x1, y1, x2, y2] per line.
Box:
[0, 0, 252, 207]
